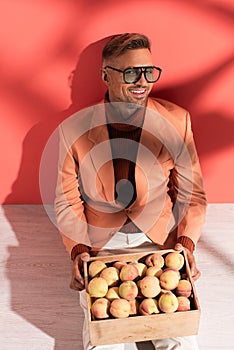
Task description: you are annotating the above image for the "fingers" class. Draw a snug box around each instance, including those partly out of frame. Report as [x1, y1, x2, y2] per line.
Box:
[190, 264, 201, 281]
[174, 244, 201, 281]
[70, 268, 85, 291]
[70, 278, 83, 291]
[75, 262, 85, 285]
[192, 269, 201, 281]
[70, 252, 90, 291]
[186, 250, 201, 281]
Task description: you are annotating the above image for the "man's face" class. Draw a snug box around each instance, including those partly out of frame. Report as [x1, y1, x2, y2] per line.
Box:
[103, 48, 154, 106]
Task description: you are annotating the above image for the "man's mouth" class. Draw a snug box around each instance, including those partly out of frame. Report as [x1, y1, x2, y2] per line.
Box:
[129, 87, 147, 97]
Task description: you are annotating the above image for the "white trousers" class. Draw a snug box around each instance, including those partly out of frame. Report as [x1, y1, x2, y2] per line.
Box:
[79, 232, 199, 350]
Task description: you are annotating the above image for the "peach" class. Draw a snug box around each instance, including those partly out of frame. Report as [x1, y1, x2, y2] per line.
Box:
[136, 280, 144, 299]
[159, 268, 180, 290]
[105, 286, 120, 301]
[119, 263, 139, 281]
[177, 296, 191, 311]
[165, 252, 184, 270]
[139, 298, 160, 316]
[91, 298, 110, 319]
[100, 266, 119, 287]
[145, 253, 164, 268]
[87, 277, 108, 298]
[139, 276, 161, 298]
[130, 262, 147, 277]
[175, 279, 192, 297]
[88, 260, 107, 278]
[146, 266, 163, 278]
[119, 281, 138, 300]
[113, 261, 127, 270]
[110, 298, 131, 318]
[129, 299, 139, 315]
[158, 291, 179, 313]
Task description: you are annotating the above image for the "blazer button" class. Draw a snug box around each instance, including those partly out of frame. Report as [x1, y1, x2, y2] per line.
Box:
[126, 209, 132, 214]
[109, 230, 115, 237]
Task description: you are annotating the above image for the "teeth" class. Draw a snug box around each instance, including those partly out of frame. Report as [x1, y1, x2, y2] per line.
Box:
[130, 89, 145, 94]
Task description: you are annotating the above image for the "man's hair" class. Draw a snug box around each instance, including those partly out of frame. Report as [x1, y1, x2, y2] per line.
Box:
[102, 33, 151, 62]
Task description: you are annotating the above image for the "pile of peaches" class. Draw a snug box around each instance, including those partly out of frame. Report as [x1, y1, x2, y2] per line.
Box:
[86, 251, 193, 320]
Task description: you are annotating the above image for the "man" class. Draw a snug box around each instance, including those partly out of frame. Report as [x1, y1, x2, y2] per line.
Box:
[55, 33, 207, 349]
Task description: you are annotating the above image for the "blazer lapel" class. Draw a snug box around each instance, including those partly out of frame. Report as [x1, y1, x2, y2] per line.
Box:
[87, 104, 115, 203]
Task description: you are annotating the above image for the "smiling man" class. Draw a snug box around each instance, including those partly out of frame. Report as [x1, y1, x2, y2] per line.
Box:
[55, 33, 206, 350]
[102, 46, 159, 105]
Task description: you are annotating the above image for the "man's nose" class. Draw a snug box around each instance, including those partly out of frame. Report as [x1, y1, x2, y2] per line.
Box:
[136, 71, 148, 85]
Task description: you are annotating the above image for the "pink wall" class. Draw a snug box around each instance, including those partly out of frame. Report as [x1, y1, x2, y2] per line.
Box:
[1, 0, 233, 204]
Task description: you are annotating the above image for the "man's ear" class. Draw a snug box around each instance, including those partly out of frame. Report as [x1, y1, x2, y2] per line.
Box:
[101, 69, 109, 86]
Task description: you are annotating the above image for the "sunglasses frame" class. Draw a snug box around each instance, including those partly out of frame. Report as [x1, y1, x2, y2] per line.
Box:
[104, 65, 162, 84]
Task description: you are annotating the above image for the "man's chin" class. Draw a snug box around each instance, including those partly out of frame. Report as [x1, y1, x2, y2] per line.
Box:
[127, 95, 148, 106]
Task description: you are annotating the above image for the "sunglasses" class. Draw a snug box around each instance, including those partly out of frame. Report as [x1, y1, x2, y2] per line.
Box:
[104, 65, 162, 84]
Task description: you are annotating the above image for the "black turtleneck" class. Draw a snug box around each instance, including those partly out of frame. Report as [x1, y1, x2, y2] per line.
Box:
[105, 99, 145, 233]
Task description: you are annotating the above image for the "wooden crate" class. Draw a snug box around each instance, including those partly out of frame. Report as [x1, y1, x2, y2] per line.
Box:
[83, 249, 200, 346]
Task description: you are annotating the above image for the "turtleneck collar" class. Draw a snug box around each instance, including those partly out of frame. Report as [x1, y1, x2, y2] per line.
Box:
[104, 92, 146, 131]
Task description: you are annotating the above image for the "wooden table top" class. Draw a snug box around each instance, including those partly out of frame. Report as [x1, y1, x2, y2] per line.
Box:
[0, 204, 233, 350]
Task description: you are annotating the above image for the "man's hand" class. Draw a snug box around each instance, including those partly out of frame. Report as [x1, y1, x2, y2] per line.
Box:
[174, 243, 201, 281]
[70, 252, 90, 291]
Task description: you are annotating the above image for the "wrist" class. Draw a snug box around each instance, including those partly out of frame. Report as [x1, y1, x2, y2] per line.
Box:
[177, 236, 195, 253]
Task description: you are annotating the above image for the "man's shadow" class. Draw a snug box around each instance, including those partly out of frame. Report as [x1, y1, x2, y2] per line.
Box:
[2, 37, 110, 350]
[3, 36, 234, 349]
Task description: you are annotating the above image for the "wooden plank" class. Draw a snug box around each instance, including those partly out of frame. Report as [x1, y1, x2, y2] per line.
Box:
[89, 310, 200, 345]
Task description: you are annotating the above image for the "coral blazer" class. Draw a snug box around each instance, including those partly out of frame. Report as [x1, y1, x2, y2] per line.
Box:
[54, 97, 207, 255]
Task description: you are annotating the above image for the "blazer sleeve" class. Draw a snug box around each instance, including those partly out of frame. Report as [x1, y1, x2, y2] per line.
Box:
[171, 112, 207, 246]
[54, 124, 91, 255]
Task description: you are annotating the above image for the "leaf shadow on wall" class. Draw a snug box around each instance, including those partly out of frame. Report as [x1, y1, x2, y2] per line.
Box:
[2, 36, 234, 350]
[153, 53, 234, 159]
